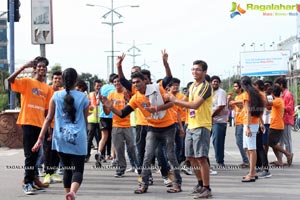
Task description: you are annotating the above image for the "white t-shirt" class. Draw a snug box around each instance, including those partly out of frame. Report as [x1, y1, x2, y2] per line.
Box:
[212, 88, 228, 123]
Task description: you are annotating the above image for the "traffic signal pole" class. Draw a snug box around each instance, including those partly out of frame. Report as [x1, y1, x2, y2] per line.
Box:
[8, 0, 15, 109]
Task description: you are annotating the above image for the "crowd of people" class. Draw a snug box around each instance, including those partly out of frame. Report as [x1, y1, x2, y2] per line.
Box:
[8, 51, 295, 199]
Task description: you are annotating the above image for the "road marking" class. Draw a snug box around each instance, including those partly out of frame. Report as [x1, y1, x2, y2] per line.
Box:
[0, 151, 20, 156]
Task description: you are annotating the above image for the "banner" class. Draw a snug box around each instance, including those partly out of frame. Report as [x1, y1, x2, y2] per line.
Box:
[31, 0, 53, 44]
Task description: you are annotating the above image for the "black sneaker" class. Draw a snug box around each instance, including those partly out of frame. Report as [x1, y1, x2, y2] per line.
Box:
[114, 172, 124, 178]
[95, 153, 99, 160]
[148, 176, 153, 185]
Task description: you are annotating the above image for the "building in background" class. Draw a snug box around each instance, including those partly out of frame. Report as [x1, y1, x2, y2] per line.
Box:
[0, 17, 8, 71]
[277, 14, 300, 105]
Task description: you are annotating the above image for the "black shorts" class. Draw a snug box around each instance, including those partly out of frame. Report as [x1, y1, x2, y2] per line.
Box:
[100, 118, 112, 132]
[268, 128, 283, 147]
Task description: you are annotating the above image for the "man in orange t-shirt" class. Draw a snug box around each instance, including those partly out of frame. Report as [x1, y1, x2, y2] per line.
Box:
[103, 75, 139, 177]
[228, 80, 249, 167]
[168, 78, 185, 164]
[43, 71, 63, 185]
[101, 72, 182, 194]
[267, 85, 293, 166]
[115, 51, 173, 184]
[8, 56, 52, 195]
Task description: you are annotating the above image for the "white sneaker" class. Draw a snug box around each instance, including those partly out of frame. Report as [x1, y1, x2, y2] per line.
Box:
[210, 169, 218, 175]
[163, 177, 172, 187]
[56, 168, 64, 175]
[125, 167, 135, 173]
[51, 174, 62, 183]
[38, 167, 45, 177]
[181, 167, 193, 175]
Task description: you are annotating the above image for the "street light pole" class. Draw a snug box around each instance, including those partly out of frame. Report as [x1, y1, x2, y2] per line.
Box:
[241, 43, 246, 52]
[270, 41, 275, 50]
[141, 59, 150, 69]
[110, 0, 115, 73]
[260, 43, 265, 51]
[87, 1, 139, 75]
[118, 40, 151, 66]
[250, 42, 255, 51]
[128, 40, 139, 66]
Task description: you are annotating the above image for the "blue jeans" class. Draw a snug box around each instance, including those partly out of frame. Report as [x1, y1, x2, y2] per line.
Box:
[155, 142, 170, 178]
[212, 123, 227, 164]
[126, 127, 138, 168]
[235, 125, 249, 164]
[141, 125, 182, 186]
[174, 123, 183, 163]
[135, 125, 148, 174]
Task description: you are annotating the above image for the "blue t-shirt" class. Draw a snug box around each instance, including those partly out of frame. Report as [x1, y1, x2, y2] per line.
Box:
[100, 84, 115, 118]
[52, 90, 89, 156]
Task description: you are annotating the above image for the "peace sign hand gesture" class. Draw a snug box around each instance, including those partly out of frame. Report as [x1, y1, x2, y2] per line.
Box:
[116, 53, 126, 68]
[161, 49, 168, 63]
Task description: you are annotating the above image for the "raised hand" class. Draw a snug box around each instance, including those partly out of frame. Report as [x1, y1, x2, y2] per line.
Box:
[161, 49, 168, 63]
[22, 61, 35, 70]
[116, 53, 126, 67]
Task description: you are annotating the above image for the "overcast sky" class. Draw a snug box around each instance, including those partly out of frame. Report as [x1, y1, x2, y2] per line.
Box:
[1, 0, 298, 86]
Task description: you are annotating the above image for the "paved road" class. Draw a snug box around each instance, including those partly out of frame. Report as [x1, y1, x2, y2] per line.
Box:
[0, 126, 299, 200]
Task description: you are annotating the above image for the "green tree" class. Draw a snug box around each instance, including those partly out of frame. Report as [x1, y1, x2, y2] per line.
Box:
[78, 73, 105, 92]
[48, 64, 62, 84]
[222, 74, 240, 93]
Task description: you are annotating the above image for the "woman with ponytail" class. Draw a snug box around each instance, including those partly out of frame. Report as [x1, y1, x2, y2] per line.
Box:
[240, 76, 264, 183]
[32, 68, 89, 200]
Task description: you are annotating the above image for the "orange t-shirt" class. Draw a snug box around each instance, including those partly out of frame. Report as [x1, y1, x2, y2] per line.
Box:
[128, 87, 174, 128]
[176, 93, 186, 122]
[234, 93, 245, 126]
[135, 108, 148, 125]
[108, 90, 130, 128]
[130, 81, 169, 126]
[168, 93, 185, 123]
[270, 97, 284, 130]
[169, 103, 180, 123]
[131, 85, 148, 126]
[242, 92, 260, 125]
[11, 78, 52, 128]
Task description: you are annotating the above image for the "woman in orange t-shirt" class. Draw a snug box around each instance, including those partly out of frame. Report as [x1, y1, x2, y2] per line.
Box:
[240, 76, 264, 182]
